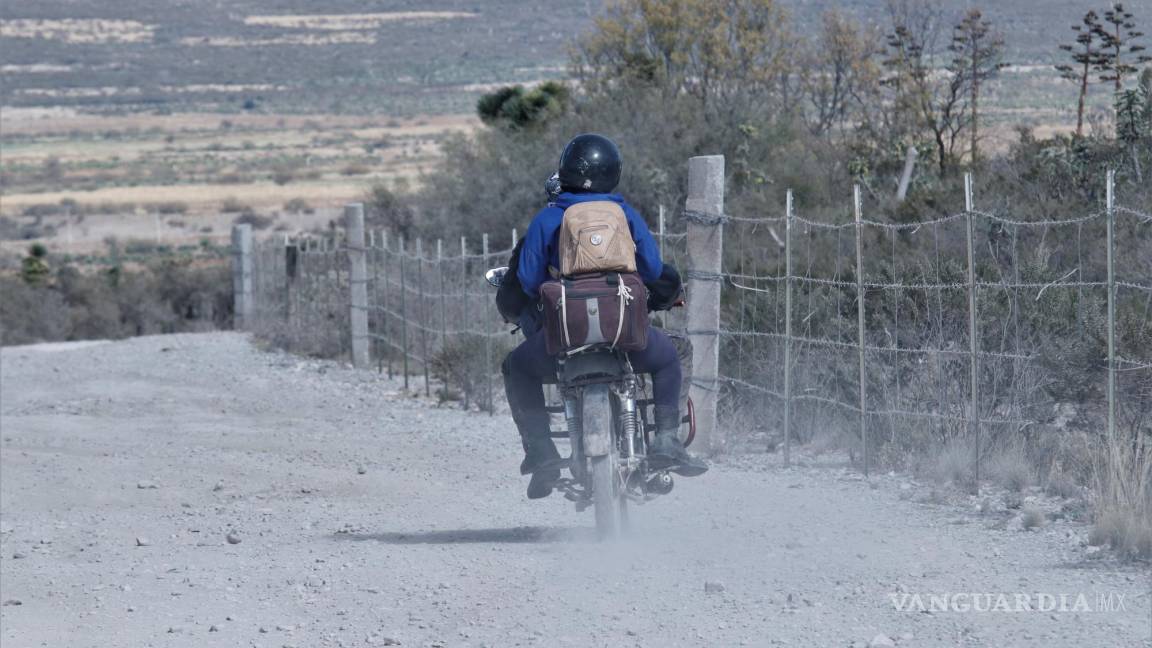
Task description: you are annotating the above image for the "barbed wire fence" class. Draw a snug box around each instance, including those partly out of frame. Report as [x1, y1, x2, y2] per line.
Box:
[711, 168, 1150, 493]
[235, 159, 1150, 492]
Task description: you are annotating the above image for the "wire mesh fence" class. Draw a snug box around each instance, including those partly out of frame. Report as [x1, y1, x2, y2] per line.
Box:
[240, 167, 1149, 488]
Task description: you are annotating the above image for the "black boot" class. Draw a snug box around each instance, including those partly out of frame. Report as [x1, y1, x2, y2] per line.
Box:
[648, 405, 708, 477]
[514, 408, 566, 499]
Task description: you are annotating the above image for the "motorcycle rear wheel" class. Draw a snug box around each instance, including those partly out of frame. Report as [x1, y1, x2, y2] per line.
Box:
[591, 455, 619, 540]
[584, 383, 625, 540]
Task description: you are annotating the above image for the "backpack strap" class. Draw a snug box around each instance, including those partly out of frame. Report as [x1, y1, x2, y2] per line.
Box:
[611, 275, 635, 349]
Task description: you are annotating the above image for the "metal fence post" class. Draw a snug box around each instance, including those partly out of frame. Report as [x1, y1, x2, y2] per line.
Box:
[853, 185, 868, 477]
[964, 172, 981, 492]
[284, 235, 297, 327]
[684, 155, 725, 454]
[416, 238, 431, 397]
[382, 230, 393, 379]
[438, 239, 447, 361]
[482, 233, 494, 414]
[658, 204, 666, 259]
[1105, 169, 1117, 471]
[461, 236, 470, 410]
[783, 190, 794, 466]
[231, 224, 253, 330]
[399, 235, 410, 391]
[345, 203, 369, 368]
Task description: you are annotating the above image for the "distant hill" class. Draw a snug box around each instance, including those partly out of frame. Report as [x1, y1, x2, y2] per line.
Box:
[0, 1, 1123, 115]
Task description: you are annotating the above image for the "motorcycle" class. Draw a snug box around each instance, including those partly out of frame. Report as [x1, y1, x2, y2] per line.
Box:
[486, 267, 695, 539]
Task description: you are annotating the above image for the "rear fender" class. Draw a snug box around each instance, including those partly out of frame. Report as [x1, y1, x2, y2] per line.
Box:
[581, 383, 613, 457]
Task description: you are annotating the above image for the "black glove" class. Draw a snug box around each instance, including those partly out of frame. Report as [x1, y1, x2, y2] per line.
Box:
[647, 264, 684, 312]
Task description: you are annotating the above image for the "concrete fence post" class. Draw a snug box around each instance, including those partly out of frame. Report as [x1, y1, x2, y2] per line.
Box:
[345, 203, 369, 368]
[231, 223, 253, 330]
[964, 173, 981, 493]
[783, 189, 794, 465]
[853, 185, 868, 477]
[1105, 169, 1117, 478]
[684, 155, 725, 455]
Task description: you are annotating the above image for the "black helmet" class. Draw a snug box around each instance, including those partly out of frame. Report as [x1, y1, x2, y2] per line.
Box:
[558, 134, 621, 193]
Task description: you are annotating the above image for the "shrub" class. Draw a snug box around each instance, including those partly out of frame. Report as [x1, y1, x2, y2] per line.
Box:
[272, 168, 296, 185]
[283, 198, 314, 214]
[1021, 507, 1045, 530]
[429, 334, 498, 411]
[0, 261, 231, 346]
[220, 197, 248, 213]
[340, 163, 371, 176]
[364, 183, 415, 238]
[232, 211, 274, 230]
[151, 201, 188, 215]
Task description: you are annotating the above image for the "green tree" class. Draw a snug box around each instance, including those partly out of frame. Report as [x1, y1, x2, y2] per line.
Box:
[20, 243, 50, 286]
[476, 82, 569, 129]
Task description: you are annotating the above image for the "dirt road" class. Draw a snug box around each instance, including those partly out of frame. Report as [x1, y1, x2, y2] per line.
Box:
[1, 333, 1148, 647]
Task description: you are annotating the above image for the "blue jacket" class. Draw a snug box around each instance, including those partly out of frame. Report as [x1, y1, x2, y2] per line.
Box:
[517, 192, 662, 298]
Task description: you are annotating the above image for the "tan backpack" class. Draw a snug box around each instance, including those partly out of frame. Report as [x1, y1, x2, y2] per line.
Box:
[557, 201, 637, 277]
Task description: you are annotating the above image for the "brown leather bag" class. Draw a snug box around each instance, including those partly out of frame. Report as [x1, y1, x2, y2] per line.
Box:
[558, 201, 637, 277]
[539, 273, 650, 355]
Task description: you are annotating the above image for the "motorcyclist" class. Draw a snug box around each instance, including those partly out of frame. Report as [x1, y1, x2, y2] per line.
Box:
[501, 134, 708, 499]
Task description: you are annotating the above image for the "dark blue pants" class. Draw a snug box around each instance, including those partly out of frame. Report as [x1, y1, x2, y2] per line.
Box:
[502, 327, 682, 415]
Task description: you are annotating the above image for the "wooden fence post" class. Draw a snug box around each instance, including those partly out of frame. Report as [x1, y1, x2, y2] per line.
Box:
[684, 155, 725, 454]
[231, 224, 253, 330]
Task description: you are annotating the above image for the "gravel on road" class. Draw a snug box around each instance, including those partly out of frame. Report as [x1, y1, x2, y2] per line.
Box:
[1, 332, 1149, 647]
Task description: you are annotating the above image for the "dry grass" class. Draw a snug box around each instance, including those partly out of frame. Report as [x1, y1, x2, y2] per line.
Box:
[1021, 507, 1046, 530]
[930, 440, 974, 489]
[0, 19, 154, 44]
[0, 180, 377, 213]
[1092, 432, 1152, 560]
[987, 445, 1034, 493]
[179, 33, 377, 47]
[242, 12, 477, 30]
[0, 109, 475, 137]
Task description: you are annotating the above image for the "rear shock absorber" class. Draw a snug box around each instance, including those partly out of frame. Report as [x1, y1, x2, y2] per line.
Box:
[618, 394, 638, 458]
[564, 395, 582, 440]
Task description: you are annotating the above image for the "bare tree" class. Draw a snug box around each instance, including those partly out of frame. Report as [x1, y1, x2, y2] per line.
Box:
[882, 0, 969, 174]
[1056, 11, 1107, 138]
[949, 9, 1006, 163]
[801, 10, 883, 137]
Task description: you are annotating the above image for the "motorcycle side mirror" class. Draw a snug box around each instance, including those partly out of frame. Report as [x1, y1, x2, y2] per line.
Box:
[485, 266, 509, 288]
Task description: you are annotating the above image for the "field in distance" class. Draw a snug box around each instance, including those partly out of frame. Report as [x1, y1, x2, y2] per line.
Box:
[0, 0, 1120, 258]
